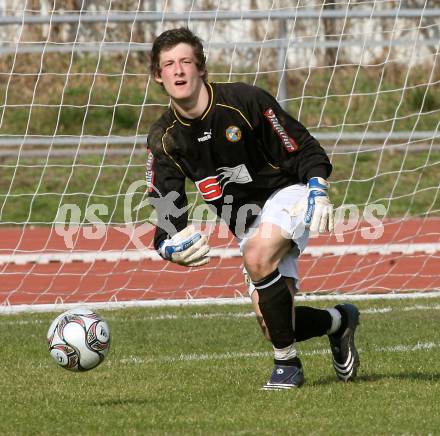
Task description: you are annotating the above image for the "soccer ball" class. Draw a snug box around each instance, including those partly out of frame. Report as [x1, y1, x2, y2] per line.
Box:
[47, 307, 111, 371]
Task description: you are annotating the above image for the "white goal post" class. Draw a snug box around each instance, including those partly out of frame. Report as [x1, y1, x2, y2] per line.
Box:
[0, 1, 439, 311]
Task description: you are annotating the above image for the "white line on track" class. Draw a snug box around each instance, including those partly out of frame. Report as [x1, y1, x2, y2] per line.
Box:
[2, 291, 440, 314]
[1, 242, 439, 265]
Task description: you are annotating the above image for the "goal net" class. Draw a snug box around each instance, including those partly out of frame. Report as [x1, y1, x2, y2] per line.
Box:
[0, 0, 439, 310]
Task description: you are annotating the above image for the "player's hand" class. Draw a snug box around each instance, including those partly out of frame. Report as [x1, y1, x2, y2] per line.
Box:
[291, 177, 334, 233]
[159, 225, 210, 267]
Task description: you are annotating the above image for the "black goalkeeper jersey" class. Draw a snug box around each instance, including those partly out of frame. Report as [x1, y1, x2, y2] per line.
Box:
[146, 81, 332, 250]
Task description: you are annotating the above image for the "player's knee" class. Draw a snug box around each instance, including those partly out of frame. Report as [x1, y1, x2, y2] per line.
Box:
[243, 249, 278, 281]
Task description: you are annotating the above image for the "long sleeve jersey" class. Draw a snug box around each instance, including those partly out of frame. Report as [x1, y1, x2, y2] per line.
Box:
[146, 81, 332, 251]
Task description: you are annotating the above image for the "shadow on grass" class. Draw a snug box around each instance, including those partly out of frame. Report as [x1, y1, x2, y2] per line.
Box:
[96, 398, 153, 407]
[357, 372, 440, 383]
[312, 371, 440, 386]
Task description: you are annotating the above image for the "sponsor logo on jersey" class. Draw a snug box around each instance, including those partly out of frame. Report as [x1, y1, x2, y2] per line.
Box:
[146, 149, 155, 193]
[263, 107, 298, 152]
[197, 130, 212, 142]
[195, 164, 252, 201]
[225, 125, 242, 142]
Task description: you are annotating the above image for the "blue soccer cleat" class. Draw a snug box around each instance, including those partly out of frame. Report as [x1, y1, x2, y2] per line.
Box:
[262, 358, 304, 390]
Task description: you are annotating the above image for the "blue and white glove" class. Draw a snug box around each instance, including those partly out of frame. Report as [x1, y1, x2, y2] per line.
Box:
[159, 225, 210, 267]
[291, 177, 334, 233]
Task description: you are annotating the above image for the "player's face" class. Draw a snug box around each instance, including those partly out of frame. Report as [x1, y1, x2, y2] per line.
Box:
[155, 43, 205, 103]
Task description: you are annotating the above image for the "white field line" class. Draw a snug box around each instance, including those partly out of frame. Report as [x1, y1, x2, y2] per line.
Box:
[116, 341, 440, 366]
[6, 341, 439, 370]
[2, 292, 440, 314]
[2, 303, 440, 325]
[0, 242, 439, 265]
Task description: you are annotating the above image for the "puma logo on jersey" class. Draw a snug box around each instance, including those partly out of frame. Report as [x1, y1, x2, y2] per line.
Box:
[264, 107, 299, 152]
[197, 130, 212, 142]
[195, 164, 252, 201]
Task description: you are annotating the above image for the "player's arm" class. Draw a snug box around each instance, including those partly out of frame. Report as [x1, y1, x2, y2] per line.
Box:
[146, 139, 210, 266]
[249, 87, 334, 233]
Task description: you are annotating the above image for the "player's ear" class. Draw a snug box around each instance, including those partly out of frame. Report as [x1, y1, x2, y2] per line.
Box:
[154, 71, 163, 85]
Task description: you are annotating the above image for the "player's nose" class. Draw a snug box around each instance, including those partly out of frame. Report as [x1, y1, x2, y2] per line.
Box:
[174, 63, 184, 76]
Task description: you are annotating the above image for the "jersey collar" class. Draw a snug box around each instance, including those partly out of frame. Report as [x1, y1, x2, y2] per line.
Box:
[173, 82, 214, 127]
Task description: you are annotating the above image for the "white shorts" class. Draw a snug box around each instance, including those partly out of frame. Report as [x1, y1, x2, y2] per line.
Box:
[238, 184, 310, 296]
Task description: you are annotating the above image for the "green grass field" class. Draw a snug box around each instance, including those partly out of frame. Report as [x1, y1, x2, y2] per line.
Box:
[1, 296, 440, 435]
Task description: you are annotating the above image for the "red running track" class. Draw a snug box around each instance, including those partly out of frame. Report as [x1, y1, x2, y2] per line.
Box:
[0, 218, 439, 306]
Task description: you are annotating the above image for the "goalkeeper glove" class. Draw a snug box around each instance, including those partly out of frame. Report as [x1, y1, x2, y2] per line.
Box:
[291, 177, 334, 233]
[158, 225, 210, 267]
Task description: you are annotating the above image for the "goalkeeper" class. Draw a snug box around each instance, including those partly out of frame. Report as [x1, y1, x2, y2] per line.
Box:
[146, 27, 360, 389]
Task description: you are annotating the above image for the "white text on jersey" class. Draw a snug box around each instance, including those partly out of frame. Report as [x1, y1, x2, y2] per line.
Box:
[197, 130, 212, 142]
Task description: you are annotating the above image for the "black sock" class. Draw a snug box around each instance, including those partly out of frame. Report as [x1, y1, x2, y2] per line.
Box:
[294, 306, 332, 342]
[253, 269, 295, 349]
[334, 305, 348, 335]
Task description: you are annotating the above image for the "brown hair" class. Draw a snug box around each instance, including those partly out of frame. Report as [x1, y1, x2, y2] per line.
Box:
[150, 27, 207, 82]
